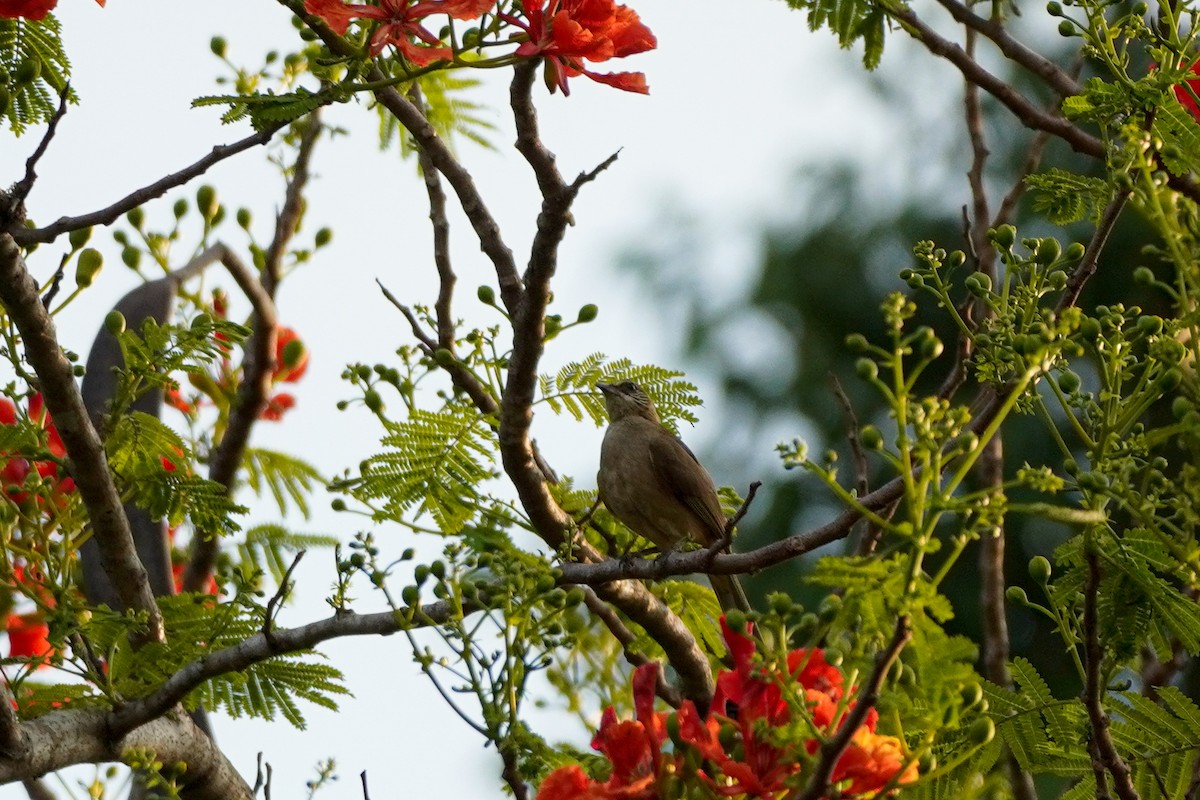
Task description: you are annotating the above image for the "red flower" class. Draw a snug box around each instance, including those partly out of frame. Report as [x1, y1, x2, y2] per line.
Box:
[1173, 60, 1200, 120]
[6, 613, 52, 667]
[832, 729, 920, 796]
[540, 663, 667, 799]
[304, 0, 493, 64]
[273, 327, 310, 383]
[261, 392, 296, 422]
[507, 0, 656, 95]
[0, 395, 75, 506]
[171, 563, 219, 596]
[0, 0, 104, 20]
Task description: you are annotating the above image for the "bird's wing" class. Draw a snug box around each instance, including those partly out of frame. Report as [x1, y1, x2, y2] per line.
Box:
[647, 429, 727, 542]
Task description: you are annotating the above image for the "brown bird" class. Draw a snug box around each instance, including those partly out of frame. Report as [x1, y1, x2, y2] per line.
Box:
[596, 380, 750, 613]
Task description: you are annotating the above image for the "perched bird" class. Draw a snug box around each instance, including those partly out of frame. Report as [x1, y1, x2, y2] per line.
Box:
[596, 380, 750, 613]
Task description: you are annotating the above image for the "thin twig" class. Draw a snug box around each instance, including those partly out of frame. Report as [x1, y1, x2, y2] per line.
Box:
[262, 111, 322, 296]
[12, 123, 287, 245]
[1057, 188, 1133, 312]
[581, 586, 683, 707]
[263, 551, 307, 641]
[184, 244, 278, 593]
[1083, 550, 1140, 800]
[20, 778, 56, 800]
[9, 84, 71, 207]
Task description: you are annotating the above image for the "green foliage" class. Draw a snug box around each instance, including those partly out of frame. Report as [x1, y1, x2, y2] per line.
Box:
[779, 0, 886, 69]
[0, 16, 73, 135]
[106, 411, 245, 535]
[238, 523, 339, 586]
[1025, 168, 1113, 225]
[241, 447, 325, 519]
[344, 400, 498, 535]
[380, 70, 497, 157]
[193, 86, 333, 130]
[94, 595, 348, 730]
[539, 354, 702, 433]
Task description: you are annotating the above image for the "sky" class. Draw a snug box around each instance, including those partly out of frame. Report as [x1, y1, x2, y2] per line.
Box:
[0, 0, 940, 796]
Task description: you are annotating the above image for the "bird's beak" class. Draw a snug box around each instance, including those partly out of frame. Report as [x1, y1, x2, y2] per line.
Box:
[596, 382, 614, 395]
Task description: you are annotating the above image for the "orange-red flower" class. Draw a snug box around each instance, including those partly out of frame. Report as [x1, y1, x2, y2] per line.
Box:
[0, 395, 75, 506]
[261, 392, 296, 422]
[0, 0, 104, 20]
[540, 619, 917, 799]
[273, 327, 309, 383]
[507, 0, 656, 95]
[5, 613, 52, 667]
[1173, 60, 1200, 120]
[304, 0, 493, 64]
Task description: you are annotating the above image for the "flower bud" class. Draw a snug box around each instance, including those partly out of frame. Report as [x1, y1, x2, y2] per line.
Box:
[1056, 369, 1080, 393]
[14, 58, 40, 84]
[855, 358, 879, 380]
[576, 304, 598, 323]
[126, 207, 145, 229]
[1058, 19, 1077, 35]
[1005, 586, 1029, 605]
[1029, 556, 1052, 583]
[364, 389, 384, 413]
[968, 717, 995, 745]
[121, 247, 140, 269]
[75, 248, 104, 288]
[68, 226, 92, 250]
[1064, 242, 1086, 260]
[477, 285, 496, 305]
[236, 208, 252, 230]
[315, 227, 333, 248]
[104, 310, 127, 335]
[988, 224, 1017, 249]
[196, 185, 219, 219]
[173, 199, 189, 219]
[210, 36, 228, 58]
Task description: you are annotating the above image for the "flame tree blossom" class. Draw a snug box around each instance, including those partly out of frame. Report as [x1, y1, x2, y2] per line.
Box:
[538, 620, 918, 799]
[506, 0, 656, 95]
[0, 0, 103, 20]
[304, 0, 494, 64]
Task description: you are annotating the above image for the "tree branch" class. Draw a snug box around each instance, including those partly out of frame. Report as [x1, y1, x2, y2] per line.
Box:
[0, 233, 164, 643]
[10, 124, 287, 246]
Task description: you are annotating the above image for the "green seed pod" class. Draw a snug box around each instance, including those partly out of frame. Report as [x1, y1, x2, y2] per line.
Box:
[14, 58, 40, 84]
[855, 358, 879, 380]
[68, 226, 93, 250]
[1035, 237, 1061, 265]
[75, 248, 104, 288]
[968, 717, 996, 745]
[859, 425, 883, 450]
[104, 310, 127, 335]
[1057, 369, 1081, 393]
[477, 285, 496, 305]
[196, 185, 218, 219]
[988, 224, 1017, 249]
[576, 304, 599, 323]
[1029, 556, 1052, 583]
[844, 333, 869, 353]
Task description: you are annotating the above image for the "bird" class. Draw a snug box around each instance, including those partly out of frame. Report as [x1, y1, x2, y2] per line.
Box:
[596, 380, 750, 613]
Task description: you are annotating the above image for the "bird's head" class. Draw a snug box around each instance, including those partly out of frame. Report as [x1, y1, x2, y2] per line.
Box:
[597, 380, 660, 423]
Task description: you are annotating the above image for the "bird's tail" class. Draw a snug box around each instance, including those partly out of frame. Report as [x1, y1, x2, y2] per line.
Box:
[710, 573, 751, 614]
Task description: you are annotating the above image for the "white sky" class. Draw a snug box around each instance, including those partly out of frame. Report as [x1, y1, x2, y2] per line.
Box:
[0, 0, 946, 796]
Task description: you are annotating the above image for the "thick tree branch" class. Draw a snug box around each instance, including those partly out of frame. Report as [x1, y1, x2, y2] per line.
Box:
[889, 5, 1104, 159]
[0, 709, 249, 796]
[0, 234, 164, 642]
[10, 124, 286, 246]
